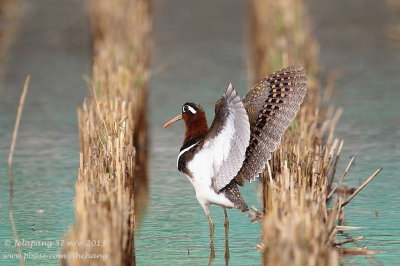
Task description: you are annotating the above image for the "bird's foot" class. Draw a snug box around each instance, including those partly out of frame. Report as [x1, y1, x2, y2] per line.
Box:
[255, 243, 265, 252]
[247, 206, 264, 223]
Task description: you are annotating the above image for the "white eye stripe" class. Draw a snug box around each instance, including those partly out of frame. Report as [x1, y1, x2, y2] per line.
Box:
[183, 105, 197, 114]
[187, 106, 197, 114]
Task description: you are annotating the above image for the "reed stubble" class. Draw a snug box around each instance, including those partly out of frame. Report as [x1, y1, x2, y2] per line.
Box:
[249, 0, 380, 265]
[61, 0, 151, 265]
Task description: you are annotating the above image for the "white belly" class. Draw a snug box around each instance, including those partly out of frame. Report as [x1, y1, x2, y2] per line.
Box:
[183, 146, 234, 212]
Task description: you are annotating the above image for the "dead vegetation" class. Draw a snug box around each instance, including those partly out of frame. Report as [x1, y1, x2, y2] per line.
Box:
[249, 0, 381, 265]
[7, 77, 30, 266]
[61, 0, 151, 265]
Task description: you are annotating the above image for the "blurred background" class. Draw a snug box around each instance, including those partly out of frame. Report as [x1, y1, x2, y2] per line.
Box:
[0, 0, 399, 265]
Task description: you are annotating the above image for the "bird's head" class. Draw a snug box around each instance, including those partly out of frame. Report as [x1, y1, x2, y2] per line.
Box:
[163, 102, 209, 144]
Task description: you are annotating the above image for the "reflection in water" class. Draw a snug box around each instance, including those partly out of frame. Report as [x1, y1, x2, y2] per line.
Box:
[208, 239, 230, 266]
[339, 230, 380, 265]
[8, 167, 25, 266]
[224, 208, 230, 265]
[208, 242, 215, 266]
[224, 239, 230, 266]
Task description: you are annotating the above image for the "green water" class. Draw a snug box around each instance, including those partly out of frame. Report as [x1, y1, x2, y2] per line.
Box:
[136, 1, 262, 265]
[0, 0, 89, 265]
[310, 0, 400, 264]
[0, 0, 399, 265]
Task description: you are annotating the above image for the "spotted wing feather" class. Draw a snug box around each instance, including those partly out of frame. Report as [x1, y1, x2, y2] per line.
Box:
[234, 65, 308, 185]
[206, 83, 250, 193]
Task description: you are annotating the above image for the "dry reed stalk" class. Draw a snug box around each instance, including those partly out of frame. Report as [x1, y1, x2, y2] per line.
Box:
[8, 77, 30, 266]
[249, 0, 319, 98]
[8, 76, 30, 167]
[249, 0, 378, 265]
[61, 0, 151, 265]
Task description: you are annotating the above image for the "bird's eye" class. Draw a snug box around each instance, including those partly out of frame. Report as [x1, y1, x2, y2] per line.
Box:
[182, 104, 197, 114]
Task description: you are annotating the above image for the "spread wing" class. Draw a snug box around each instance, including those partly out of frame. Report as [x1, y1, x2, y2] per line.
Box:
[205, 83, 250, 192]
[234, 65, 308, 185]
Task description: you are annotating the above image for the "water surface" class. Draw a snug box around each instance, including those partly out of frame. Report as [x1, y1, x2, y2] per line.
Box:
[310, 0, 400, 264]
[136, 1, 262, 265]
[0, 0, 398, 265]
[0, 1, 89, 265]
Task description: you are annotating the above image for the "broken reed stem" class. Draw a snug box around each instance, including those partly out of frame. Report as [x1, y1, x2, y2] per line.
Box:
[341, 168, 383, 207]
[335, 236, 365, 246]
[327, 156, 355, 199]
[337, 247, 378, 257]
[7, 77, 30, 266]
[338, 156, 355, 184]
[8, 76, 30, 167]
[336, 225, 364, 231]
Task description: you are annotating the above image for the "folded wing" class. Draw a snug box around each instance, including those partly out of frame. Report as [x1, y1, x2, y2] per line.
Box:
[205, 83, 250, 192]
[234, 65, 308, 185]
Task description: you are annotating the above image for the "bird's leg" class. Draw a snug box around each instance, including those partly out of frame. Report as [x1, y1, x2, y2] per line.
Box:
[223, 208, 230, 264]
[223, 207, 229, 241]
[207, 211, 215, 243]
[202, 204, 215, 260]
[206, 209, 215, 263]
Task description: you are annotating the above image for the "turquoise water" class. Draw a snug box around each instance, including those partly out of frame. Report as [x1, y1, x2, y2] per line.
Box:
[1, 0, 399, 265]
[310, 0, 400, 264]
[0, 0, 89, 265]
[136, 1, 262, 265]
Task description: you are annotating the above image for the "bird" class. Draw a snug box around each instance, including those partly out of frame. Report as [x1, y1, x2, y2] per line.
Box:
[163, 65, 308, 243]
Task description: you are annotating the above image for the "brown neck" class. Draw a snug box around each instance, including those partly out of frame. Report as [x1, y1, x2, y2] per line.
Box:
[183, 112, 209, 146]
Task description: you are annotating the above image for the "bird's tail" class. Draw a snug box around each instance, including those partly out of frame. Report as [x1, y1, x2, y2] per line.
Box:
[222, 180, 249, 212]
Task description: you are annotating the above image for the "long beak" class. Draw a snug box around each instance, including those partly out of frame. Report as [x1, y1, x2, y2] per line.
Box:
[163, 114, 182, 128]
